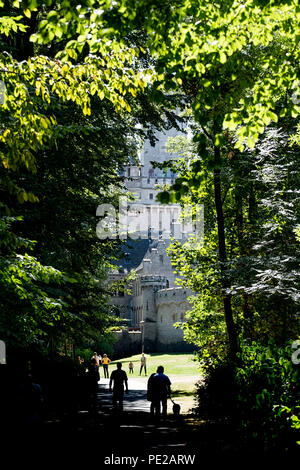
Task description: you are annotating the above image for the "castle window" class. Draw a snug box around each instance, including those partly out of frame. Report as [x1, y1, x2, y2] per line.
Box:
[159, 255, 163, 264]
[161, 316, 163, 323]
[166, 280, 169, 288]
[147, 178, 150, 184]
[172, 314, 176, 322]
[127, 168, 131, 177]
[146, 301, 149, 311]
[149, 193, 153, 200]
[155, 178, 158, 184]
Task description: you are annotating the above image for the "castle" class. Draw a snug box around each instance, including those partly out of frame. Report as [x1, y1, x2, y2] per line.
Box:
[110, 128, 194, 354]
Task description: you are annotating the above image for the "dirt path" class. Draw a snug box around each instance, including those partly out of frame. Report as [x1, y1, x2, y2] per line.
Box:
[7, 378, 270, 465]
[98, 375, 199, 415]
[98, 377, 150, 413]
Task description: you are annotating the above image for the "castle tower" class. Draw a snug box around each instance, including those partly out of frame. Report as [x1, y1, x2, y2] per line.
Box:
[139, 275, 167, 352]
[155, 287, 193, 352]
[124, 129, 179, 208]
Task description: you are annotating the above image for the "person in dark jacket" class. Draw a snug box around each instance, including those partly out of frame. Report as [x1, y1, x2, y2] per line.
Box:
[109, 362, 128, 411]
[147, 366, 171, 417]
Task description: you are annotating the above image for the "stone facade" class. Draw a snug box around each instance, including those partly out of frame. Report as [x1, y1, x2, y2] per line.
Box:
[110, 129, 194, 354]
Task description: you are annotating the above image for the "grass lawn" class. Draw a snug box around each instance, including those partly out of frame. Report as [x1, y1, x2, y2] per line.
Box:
[111, 352, 199, 376]
[111, 352, 202, 413]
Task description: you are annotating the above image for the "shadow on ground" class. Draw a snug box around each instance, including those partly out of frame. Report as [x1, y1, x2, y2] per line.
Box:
[3, 381, 298, 465]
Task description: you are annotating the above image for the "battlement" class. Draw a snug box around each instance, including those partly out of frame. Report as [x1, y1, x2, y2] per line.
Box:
[140, 275, 167, 285]
[155, 287, 191, 305]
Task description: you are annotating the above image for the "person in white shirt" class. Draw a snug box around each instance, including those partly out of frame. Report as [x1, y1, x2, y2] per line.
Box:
[139, 353, 147, 376]
[91, 352, 99, 366]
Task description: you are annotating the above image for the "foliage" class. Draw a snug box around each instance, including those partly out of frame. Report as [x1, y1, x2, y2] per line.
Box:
[161, 119, 300, 358]
[0, 2, 179, 351]
[295, 224, 300, 242]
[76, 332, 116, 361]
[195, 340, 300, 451]
[235, 341, 300, 450]
[0, 211, 75, 345]
[3, 1, 298, 149]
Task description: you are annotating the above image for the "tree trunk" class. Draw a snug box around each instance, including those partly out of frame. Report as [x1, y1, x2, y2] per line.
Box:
[213, 144, 239, 360]
[235, 190, 254, 337]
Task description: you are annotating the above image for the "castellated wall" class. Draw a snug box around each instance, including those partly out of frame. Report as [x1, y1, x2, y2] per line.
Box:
[155, 287, 194, 352]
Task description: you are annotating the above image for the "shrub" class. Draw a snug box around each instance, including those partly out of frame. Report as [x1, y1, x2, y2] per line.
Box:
[235, 341, 300, 451]
[194, 340, 300, 452]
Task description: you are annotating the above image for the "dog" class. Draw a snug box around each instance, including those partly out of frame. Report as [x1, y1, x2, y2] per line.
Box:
[170, 398, 181, 416]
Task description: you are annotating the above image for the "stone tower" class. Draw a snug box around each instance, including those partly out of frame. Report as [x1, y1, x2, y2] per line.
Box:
[139, 275, 167, 352]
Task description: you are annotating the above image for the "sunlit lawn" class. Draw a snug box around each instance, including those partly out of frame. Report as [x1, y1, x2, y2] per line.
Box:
[110, 352, 202, 410]
[111, 352, 199, 376]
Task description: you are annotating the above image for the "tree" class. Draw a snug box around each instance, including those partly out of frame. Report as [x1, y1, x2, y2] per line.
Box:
[165, 119, 299, 350]
[0, 2, 180, 351]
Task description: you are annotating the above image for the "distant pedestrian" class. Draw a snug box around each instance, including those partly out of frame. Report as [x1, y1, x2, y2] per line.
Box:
[109, 362, 128, 411]
[77, 355, 84, 365]
[101, 354, 111, 378]
[139, 353, 147, 376]
[21, 373, 44, 422]
[87, 358, 100, 406]
[147, 366, 171, 417]
[76, 356, 85, 376]
[91, 352, 99, 366]
[128, 361, 134, 374]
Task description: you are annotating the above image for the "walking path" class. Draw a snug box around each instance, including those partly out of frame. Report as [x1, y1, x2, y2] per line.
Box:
[98, 373, 198, 414]
[8, 375, 253, 465]
[98, 377, 150, 413]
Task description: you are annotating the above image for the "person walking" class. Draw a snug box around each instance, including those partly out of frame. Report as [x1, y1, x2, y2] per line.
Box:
[76, 356, 85, 376]
[87, 358, 100, 408]
[139, 353, 147, 376]
[147, 372, 156, 415]
[147, 366, 171, 417]
[128, 361, 134, 374]
[101, 353, 111, 378]
[91, 352, 99, 366]
[109, 362, 128, 411]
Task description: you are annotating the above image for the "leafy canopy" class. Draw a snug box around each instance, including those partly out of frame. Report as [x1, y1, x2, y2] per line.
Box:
[9, 0, 300, 152]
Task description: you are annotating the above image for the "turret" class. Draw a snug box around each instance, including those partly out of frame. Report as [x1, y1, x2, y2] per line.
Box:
[139, 275, 167, 351]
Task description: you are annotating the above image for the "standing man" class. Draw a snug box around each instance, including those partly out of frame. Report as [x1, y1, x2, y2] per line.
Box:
[148, 366, 171, 417]
[109, 362, 128, 411]
[101, 353, 111, 378]
[139, 353, 147, 376]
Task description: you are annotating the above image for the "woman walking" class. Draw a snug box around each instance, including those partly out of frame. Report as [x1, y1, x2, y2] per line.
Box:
[101, 353, 111, 378]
